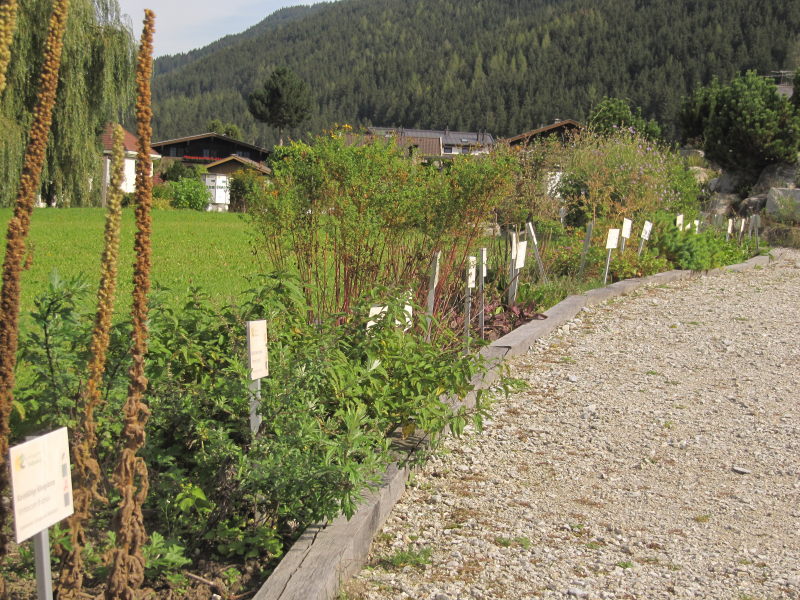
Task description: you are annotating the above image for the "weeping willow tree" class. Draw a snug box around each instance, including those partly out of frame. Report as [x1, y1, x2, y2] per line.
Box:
[0, 0, 135, 207]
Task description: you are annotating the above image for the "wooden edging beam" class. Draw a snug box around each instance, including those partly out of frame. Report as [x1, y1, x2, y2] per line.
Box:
[254, 249, 786, 600]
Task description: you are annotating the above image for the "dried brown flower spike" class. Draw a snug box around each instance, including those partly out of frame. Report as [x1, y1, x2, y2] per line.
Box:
[0, 0, 69, 561]
[104, 10, 155, 600]
[57, 123, 125, 599]
[0, 0, 18, 94]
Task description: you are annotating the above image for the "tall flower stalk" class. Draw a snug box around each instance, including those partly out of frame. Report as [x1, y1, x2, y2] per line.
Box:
[57, 124, 125, 599]
[0, 0, 69, 561]
[104, 10, 154, 599]
[0, 0, 18, 94]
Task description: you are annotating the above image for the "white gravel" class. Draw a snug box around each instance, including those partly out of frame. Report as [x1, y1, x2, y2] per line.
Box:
[344, 250, 800, 600]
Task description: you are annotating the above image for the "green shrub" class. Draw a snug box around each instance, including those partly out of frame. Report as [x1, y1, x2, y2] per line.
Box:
[168, 177, 210, 210]
[680, 71, 800, 172]
[14, 271, 491, 574]
[649, 214, 751, 270]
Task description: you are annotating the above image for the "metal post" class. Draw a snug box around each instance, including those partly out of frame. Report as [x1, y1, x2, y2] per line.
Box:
[425, 251, 440, 342]
[603, 249, 612, 285]
[33, 528, 53, 600]
[637, 237, 645, 257]
[464, 285, 471, 353]
[578, 221, 593, 277]
[479, 248, 486, 340]
[249, 379, 262, 437]
[507, 229, 518, 306]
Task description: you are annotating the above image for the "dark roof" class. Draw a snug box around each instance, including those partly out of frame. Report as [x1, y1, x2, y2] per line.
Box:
[100, 123, 159, 156]
[505, 120, 582, 146]
[205, 155, 271, 175]
[344, 133, 442, 156]
[367, 127, 494, 147]
[151, 132, 269, 155]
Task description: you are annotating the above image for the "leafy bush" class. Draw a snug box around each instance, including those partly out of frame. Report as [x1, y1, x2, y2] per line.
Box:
[253, 130, 515, 322]
[14, 271, 491, 577]
[649, 214, 751, 270]
[228, 168, 270, 213]
[588, 97, 662, 141]
[680, 71, 800, 172]
[551, 129, 699, 226]
[168, 177, 210, 210]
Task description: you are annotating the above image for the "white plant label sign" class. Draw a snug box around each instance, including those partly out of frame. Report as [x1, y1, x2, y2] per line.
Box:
[740, 218, 746, 233]
[480, 247, 487, 278]
[9, 427, 73, 543]
[676, 214, 684, 229]
[606, 228, 620, 249]
[467, 256, 477, 289]
[515, 240, 528, 269]
[727, 218, 733, 234]
[367, 304, 412, 330]
[367, 305, 387, 329]
[693, 219, 700, 233]
[246, 320, 269, 380]
[641, 220, 653, 240]
[621, 218, 632, 239]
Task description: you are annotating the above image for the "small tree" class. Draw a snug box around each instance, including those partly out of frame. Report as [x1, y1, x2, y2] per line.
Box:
[588, 97, 662, 141]
[206, 118, 242, 140]
[680, 71, 800, 171]
[247, 67, 312, 145]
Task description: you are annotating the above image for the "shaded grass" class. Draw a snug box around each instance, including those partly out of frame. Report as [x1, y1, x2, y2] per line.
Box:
[1, 207, 261, 321]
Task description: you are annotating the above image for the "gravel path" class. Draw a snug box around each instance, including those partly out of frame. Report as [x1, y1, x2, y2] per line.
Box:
[343, 250, 800, 600]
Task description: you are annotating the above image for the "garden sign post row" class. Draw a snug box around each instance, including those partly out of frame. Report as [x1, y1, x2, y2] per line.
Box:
[246, 320, 269, 437]
[9, 428, 75, 600]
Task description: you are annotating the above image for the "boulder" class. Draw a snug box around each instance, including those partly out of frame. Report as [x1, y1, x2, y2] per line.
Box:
[679, 147, 705, 160]
[750, 162, 799, 196]
[738, 196, 767, 216]
[765, 188, 800, 223]
[704, 193, 738, 216]
[709, 170, 752, 195]
[689, 166, 716, 185]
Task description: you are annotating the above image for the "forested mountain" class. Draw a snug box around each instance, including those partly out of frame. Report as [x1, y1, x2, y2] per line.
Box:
[151, 0, 800, 147]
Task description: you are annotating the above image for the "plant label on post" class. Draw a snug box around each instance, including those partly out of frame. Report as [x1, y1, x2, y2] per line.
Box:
[739, 217, 746, 243]
[727, 218, 733, 240]
[526, 221, 548, 283]
[693, 219, 700, 234]
[246, 320, 269, 435]
[479, 248, 487, 340]
[676, 214, 684, 229]
[515, 240, 528, 270]
[10, 427, 74, 600]
[465, 256, 476, 352]
[639, 220, 653, 256]
[620, 218, 632, 252]
[367, 305, 387, 329]
[754, 214, 761, 250]
[603, 228, 619, 285]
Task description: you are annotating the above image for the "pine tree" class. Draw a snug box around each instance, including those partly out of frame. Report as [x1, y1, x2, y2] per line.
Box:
[247, 67, 311, 145]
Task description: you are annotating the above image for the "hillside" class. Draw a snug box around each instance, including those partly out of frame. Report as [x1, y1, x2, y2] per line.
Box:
[151, 0, 800, 146]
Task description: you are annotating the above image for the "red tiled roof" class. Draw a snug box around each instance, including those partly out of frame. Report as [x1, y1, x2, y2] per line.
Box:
[100, 123, 159, 156]
[344, 132, 443, 156]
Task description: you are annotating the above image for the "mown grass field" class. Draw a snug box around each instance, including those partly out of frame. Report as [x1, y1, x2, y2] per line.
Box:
[0, 207, 263, 321]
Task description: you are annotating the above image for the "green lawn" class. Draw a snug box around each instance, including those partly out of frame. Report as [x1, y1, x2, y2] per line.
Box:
[1, 207, 263, 320]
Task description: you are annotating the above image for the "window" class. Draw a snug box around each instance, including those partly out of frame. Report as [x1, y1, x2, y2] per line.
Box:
[461, 146, 470, 154]
[443, 145, 453, 154]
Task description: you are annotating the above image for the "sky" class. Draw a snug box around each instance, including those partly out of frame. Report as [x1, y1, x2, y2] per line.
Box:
[117, 0, 314, 57]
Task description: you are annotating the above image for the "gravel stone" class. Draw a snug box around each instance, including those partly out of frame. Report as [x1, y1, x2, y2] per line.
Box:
[343, 251, 800, 600]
